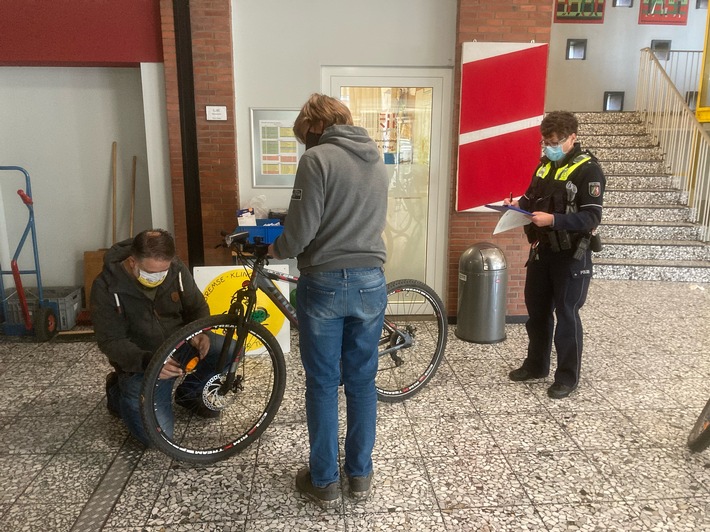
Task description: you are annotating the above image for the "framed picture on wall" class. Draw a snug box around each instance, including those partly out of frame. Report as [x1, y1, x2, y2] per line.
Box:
[639, 0, 688, 24]
[554, 0, 606, 23]
[250, 108, 304, 188]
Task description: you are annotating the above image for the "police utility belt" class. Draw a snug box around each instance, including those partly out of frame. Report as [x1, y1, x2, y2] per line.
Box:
[527, 227, 602, 261]
[535, 228, 589, 260]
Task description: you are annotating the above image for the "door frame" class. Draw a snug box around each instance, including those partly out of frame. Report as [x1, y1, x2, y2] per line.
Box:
[321, 66, 453, 297]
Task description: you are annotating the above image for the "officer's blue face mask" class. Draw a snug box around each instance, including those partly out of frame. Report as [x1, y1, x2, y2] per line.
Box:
[541, 135, 569, 161]
[543, 145, 565, 161]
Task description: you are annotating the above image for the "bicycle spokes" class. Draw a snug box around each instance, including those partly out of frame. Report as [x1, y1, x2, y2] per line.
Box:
[140, 316, 286, 464]
[375, 279, 447, 402]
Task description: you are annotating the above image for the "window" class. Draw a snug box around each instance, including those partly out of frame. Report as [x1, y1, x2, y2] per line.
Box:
[566, 39, 587, 60]
[603, 92, 624, 112]
[651, 40, 671, 62]
[697, 0, 708, 9]
[613, 0, 633, 6]
[686, 91, 698, 110]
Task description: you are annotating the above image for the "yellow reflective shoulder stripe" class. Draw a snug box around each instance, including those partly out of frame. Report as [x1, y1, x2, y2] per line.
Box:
[536, 154, 592, 181]
[554, 154, 591, 181]
[536, 164, 551, 179]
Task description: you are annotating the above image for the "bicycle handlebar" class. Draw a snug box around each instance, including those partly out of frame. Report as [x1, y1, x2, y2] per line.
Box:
[223, 231, 270, 258]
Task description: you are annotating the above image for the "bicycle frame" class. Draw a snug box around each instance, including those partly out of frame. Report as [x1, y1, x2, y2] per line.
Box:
[253, 266, 413, 357]
[217, 232, 414, 379]
[242, 255, 414, 354]
[253, 267, 299, 328]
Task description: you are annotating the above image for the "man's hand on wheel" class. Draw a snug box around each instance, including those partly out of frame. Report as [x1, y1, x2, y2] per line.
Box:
[159, 357, 184, 380]
[189, 333, 210, 358]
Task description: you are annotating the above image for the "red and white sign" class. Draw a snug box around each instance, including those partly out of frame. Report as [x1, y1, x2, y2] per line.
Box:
[456, 42, 549, 212]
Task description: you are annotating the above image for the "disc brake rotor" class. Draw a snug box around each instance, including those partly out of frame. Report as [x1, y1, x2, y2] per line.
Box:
[202, 372, 243, 410]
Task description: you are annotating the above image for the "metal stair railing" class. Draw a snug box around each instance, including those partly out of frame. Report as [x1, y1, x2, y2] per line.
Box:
[636, 47, 710, 242]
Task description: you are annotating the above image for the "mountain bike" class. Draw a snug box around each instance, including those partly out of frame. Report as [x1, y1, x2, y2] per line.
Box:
[687, 398, 710, 452]
[139, 231, 447, 464]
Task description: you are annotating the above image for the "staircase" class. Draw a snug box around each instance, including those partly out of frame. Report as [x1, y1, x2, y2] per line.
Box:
[577, 111, 710, 283]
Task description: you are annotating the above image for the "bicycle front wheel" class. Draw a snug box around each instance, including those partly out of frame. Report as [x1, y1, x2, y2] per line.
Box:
[140, 315, 286, 464]
[688, 397, 710, 452]
[376, 279, 447, 402]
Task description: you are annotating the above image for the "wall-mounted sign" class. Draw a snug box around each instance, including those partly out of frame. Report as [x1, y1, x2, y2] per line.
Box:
[639, 0, 688, 25]
[250, 108, 305, 188]
[554, 0, 606, 23]
[206, 106, 228, 121]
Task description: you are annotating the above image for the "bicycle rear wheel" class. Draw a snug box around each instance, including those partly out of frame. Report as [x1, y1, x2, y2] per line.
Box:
[140, 315, 286, 464]
[376, 279, 447, 402]
[688, 397, 710, 452]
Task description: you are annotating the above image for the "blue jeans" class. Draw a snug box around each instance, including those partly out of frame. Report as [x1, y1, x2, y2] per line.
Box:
[107, 332, 222, 446]
[296, 267, 387, 487]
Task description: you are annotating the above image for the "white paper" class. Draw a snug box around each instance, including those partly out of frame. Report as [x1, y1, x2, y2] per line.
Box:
[237, 214, 256, 226]
[493, 209, 532, 235]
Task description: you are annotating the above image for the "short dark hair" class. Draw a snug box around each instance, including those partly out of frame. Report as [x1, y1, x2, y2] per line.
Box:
[292, 93, 353, 143]
[540, 111, 578, 139]
[130, 229, 175, 262]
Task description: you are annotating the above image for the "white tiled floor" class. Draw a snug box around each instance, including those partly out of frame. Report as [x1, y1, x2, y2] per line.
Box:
[1, 279, 709, 531]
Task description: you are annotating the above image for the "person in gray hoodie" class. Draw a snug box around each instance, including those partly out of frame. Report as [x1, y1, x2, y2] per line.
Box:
[91, 229, 218, 446]
[269, 94, 388, 508]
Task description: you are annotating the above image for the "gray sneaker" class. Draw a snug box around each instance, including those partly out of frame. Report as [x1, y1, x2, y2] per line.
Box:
[348, 471, 373, 501]
[295, 467, 340, 509]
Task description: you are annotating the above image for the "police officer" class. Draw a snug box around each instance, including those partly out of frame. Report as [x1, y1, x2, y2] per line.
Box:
[505, 111, 605, 399]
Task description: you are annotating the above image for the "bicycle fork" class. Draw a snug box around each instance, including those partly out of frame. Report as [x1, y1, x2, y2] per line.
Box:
[217, 326, 246, 395]
[216, 288, 256, 395]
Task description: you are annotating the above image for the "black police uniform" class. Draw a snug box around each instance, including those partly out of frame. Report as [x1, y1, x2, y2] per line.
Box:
[517, 142, 605, 389]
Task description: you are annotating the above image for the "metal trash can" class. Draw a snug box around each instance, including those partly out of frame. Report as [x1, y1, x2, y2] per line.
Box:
[455, 242, 507, 343]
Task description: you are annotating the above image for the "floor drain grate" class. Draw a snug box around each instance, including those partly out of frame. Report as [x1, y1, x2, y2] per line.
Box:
[70, 437, 144, 532]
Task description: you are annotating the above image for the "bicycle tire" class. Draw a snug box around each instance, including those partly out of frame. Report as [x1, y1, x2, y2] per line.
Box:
[376, 279, 447, 402]
[140, 315, 286, 464]
[688, 397, 710, 452]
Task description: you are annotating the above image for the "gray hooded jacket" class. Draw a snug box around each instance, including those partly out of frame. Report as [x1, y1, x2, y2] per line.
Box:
[273, 125, 388, 272]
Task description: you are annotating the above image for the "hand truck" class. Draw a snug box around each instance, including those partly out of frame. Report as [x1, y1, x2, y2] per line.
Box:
[0, 166, 57, 341]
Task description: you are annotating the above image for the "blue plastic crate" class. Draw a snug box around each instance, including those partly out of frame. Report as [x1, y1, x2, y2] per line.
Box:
[235, 219, 284, 244]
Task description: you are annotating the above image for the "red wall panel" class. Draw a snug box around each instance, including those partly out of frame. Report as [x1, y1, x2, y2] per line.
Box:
[456, 43, 548, 211]
[0, 0, 163, 66]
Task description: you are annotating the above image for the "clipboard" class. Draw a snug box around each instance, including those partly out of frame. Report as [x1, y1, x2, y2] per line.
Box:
[484, 204, 533, 216]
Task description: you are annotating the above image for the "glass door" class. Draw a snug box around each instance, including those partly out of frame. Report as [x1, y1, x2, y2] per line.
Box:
[322, 68, 452, 296]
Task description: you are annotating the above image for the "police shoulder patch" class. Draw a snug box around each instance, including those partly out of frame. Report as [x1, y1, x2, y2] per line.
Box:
[589, 182, 601, 198]
[291, 189, 303, 201]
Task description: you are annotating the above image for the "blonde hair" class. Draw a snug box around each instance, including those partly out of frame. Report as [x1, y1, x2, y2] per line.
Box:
[293, 93, 353, 143]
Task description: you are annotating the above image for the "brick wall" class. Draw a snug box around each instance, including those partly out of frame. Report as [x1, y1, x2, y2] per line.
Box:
[160, 0, 237, 266]
[450, 0, 553, 318]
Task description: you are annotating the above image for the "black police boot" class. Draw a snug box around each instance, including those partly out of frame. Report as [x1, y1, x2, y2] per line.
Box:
[547, 382, 577, 399]
[509, 367, 548, 382]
